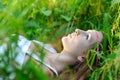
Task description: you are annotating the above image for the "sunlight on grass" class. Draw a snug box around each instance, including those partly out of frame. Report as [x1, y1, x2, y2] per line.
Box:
[0, 0, 120, 80]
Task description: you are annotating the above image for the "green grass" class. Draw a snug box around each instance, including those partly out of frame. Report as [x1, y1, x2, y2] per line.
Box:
[0, 0, 120, 80]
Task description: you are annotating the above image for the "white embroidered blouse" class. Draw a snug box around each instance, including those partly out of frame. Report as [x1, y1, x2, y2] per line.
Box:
[0, 35, 58, 76]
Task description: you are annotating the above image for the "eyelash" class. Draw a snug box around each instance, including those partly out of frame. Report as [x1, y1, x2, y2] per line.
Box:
[86, 34, 89, 40]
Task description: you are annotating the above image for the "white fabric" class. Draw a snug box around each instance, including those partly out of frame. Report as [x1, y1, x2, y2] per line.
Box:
[27, 50, 58, 76]
[15, 35, 32, 66]
[17, 35, 58, 76]
[0, 43, 7, 55]
[0, 35, 58, 76]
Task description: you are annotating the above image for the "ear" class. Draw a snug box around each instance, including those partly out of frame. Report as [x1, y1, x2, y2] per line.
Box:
[77, 56, 85, 62]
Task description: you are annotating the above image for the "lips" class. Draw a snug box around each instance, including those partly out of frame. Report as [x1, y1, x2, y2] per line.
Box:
[67, 34, 72, 38]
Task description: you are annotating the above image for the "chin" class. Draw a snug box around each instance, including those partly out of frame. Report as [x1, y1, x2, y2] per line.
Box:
[61, 36, 67, 43]
[61, 37, 69, 48]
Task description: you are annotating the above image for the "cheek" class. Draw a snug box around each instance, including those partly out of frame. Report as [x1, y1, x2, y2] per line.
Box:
[76, 39, 90, 49]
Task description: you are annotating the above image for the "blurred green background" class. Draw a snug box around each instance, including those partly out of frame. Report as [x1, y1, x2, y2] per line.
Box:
[0, 0, 120, 80]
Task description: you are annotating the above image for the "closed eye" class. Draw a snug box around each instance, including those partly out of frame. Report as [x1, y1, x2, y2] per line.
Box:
[86, 34, 89, 40]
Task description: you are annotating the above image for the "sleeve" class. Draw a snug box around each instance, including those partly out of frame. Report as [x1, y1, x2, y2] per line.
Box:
[15, 35, 32, 67]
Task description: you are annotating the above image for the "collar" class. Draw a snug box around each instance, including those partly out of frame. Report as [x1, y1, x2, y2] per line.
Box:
[26, 50, 58, 76]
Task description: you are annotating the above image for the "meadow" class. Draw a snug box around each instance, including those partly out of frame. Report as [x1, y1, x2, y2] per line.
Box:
[0, 0, 120, 80]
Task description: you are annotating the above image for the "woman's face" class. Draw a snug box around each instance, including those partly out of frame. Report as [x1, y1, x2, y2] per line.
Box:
[61, 29, 103, 55]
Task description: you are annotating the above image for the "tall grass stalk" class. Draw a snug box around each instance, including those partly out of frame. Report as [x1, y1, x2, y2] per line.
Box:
[0, 0, 120, 80]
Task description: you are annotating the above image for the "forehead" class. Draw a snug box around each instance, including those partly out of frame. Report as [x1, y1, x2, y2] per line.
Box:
[87, 30, 96, 37]
[87, 30, 95, 34]
[87, 30, 93, 32]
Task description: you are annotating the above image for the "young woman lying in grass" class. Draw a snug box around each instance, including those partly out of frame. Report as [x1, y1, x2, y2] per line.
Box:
[0, 29, 103, 77]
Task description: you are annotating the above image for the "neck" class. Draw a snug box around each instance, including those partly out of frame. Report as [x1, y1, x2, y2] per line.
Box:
[58, 50, 77, 64]
[44, 50, 78, 73]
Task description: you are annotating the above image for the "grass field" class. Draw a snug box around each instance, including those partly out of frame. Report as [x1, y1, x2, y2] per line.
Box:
[0, 0, 120, 80]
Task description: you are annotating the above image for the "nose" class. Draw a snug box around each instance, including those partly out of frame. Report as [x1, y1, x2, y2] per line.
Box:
[75, 29, 88, 35]
[75, 29, 80, 35]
